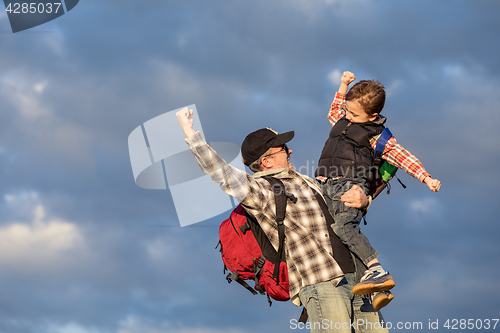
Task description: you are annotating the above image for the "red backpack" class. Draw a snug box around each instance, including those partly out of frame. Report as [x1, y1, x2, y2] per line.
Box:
[216, 177, 296, 305]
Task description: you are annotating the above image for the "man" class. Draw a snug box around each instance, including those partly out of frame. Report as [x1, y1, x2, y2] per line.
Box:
[176, 107, 389, 333]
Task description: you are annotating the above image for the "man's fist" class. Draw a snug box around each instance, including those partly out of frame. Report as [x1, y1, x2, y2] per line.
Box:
[176, 107, 195, 138]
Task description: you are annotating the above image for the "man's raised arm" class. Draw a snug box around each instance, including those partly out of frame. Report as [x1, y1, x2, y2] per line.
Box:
[175, 106, 256, 204]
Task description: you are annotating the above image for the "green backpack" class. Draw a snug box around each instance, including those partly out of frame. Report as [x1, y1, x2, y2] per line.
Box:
[369, 128, 406, 199]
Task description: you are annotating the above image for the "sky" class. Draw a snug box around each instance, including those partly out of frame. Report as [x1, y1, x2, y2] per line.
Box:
[0, 0, 499, 332]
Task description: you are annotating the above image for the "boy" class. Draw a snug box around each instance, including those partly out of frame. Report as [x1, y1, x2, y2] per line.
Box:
[315, 71, 441, 310]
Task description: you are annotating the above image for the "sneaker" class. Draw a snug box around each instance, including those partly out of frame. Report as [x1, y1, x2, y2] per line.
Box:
[352, 270, 395, 295]
[371, 290, 394, 311]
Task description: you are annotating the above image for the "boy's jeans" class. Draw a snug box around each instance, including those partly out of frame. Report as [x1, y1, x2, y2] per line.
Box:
[298, 273, 389, 333]
[320, 177, 378, 266]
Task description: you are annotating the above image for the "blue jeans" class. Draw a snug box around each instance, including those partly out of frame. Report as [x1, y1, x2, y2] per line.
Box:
[320, 178, 378, 266]
[299, 273, 389, 333]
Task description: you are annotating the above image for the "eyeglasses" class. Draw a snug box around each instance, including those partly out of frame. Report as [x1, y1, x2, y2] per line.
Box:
[263, 144, 290, 158]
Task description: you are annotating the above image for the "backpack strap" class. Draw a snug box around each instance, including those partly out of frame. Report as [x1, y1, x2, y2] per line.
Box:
[298, 307, 308, 323]
[262, 176, 297, 283]
[370, 127, 407, 198]
[374, 128, 392, 165]
[253, 256, 266, 295]
[226, 272, 258, 295]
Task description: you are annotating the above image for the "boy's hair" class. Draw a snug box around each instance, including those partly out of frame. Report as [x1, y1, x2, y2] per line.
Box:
[346, 80, 386, 116]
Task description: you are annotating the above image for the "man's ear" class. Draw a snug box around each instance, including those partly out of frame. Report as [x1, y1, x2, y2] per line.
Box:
[260, 156, 271, 169]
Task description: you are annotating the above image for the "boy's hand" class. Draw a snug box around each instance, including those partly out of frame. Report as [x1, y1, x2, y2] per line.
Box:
[176, 107, 195, 138]
[341, 71, 356, 86]
[338, 71, 356, 94]
[424, 177, 441, 192]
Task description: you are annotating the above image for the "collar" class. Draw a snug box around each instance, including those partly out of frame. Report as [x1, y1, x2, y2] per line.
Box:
[341, 114, 387, 126]
[372, 114, 387, 125]
[254, 167, 295, 179]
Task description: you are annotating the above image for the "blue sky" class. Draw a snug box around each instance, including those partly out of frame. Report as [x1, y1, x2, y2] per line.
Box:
[0, 1, 499, 332]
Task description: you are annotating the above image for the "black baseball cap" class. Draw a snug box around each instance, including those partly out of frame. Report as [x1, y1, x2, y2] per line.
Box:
[241, 128, 294, 166]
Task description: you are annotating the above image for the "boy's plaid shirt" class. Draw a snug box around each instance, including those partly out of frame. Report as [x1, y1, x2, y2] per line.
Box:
[324, 92, 431, 183]
[186, 132, 344, 307]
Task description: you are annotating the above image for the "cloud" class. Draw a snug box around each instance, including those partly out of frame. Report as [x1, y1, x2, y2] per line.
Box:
[0, 74, 53, 120]
[0, 192, 85, 271]
[41, 317, 248, 333]
[0, 73, 94, 164]
[42, 30, 66, 57]
[385, 79, 403, 98]
[152, 61, 205, 104]
[117, 316, 246, 333]
[406, 196, 448, 230]
[43, 322, 104, 333]
[400, 256, 500, 314]
[327, 69, 342, 86]
[34, 81, 48, 94]
[143, 238, 177, 263]
[421, 65, 500, 189]
[287, 0, 365, 20]
[409, 197, 441, 215]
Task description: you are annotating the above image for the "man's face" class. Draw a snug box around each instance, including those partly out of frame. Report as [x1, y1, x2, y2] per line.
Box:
[262, 144, 293, 170]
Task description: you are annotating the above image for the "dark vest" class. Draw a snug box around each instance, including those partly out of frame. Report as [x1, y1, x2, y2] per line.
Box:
[315, 116, 386, 181]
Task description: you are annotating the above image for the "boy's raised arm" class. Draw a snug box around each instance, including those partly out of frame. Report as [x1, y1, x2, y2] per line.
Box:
[338, 71, 356, 95]
[326, 71, 356, 126]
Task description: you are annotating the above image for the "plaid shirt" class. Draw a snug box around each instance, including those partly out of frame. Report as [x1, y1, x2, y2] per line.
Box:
[186, 132, 344, 306]
[322, 92, 431, 183]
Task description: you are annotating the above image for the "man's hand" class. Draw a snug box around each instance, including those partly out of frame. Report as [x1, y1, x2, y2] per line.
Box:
[176, 107, 195, 139]
[424, 177, 441, 192]
[341, 71, 356, 86]
[341, 185, 369, 209]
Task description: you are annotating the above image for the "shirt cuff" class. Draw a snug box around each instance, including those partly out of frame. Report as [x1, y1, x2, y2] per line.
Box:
[418, 172, 431, 183]
[184, 131, 204, 147]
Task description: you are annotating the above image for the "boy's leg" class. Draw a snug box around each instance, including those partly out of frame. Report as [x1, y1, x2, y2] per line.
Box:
[321, 178, 379, 266]
[331, 204, 379, 265]
[321, 178, 395, 297]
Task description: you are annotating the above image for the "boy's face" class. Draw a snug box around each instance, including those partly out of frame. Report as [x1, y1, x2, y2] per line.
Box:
[345, 99, 378, 123]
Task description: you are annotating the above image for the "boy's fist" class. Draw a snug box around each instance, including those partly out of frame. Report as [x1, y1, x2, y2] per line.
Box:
[341, 71, 356, 85]
[425, 177, 441, 192]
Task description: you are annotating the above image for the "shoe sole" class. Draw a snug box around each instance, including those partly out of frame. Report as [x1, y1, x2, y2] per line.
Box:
[352, 279, 395, 295]
[372, 293, 394, 311]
